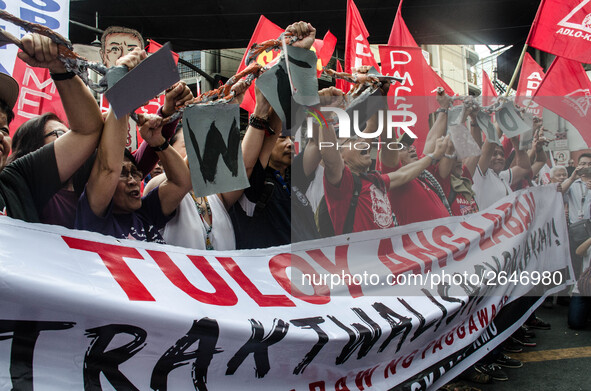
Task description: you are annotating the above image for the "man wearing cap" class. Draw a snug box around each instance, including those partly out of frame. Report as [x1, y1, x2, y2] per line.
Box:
[0, 33, 104, 222]
[473, 132, 536, 210]
[319, 86, 449, 235]
[0, 71, 18, 170]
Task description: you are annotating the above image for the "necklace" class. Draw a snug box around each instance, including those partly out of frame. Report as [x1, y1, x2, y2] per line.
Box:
[190, 192, 214, 250]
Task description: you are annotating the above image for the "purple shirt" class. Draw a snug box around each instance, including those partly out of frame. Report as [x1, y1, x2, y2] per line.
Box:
[40, 187, 78, 229]
[75, 186, 173, 243]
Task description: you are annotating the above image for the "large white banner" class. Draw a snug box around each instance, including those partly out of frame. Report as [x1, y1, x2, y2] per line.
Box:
[0, 186, 572, 390]
[0, 0, 69, 75]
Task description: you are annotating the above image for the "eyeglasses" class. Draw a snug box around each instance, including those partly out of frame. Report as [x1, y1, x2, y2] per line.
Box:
[44, 129, 65, 139]
[400, 144, 415, 151]
[120, 168, 143, 181]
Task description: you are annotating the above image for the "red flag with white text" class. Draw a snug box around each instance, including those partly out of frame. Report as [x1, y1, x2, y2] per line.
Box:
[533, 56, 591, 147]
[515, 53, 545, 117]
[10, 54, 67, 134]
[379, 45, 444, 154]
[380, 6, 455, 153]
[345, 0, 379, 73]
[527, 0, 591, 63]
[481, 70, 498, 106]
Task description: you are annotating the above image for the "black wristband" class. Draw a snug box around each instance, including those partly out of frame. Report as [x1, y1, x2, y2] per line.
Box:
[50, 71, 76, 81]
[249, 114, 268, 129]
[151, 140, 169, 152]
[249, 114, 275, 136]
[435, 107, 448, 114]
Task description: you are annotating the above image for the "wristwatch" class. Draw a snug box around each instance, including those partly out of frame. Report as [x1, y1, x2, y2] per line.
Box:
[151, 140, 169, 152]
[50, 71, 76, 81]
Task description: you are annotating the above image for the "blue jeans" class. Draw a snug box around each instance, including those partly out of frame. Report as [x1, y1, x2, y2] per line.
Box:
[568, 295, 591, 329]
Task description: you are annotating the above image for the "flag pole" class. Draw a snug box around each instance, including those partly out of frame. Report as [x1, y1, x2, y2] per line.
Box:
[504, 43, 528, 97]
[504, 0, 546, 97]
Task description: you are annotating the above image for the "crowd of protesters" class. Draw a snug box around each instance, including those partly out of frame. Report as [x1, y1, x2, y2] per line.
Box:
[0, 20, 589, 391]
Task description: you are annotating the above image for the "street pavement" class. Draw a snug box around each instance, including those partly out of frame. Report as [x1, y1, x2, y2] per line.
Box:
[462, 301, 591, 391]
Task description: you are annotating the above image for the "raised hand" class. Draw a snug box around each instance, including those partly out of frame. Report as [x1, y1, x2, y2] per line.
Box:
[139, 113, 165, 147]
[318, 86, 345, 107]
[433, 135, 451, 160]
[162, 81, 193, 117]
[115, 47, 147, 70]
[436, 88, 453, 109]
[17, 33, 64, 73]
[286, 21, 316, 50]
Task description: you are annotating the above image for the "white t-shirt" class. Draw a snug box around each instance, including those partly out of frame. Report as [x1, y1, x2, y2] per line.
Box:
[305, 165, 325, 213]
[162, 193, 236, 250]
[565, 179, 591, 224]
[472, 166, 513, 210]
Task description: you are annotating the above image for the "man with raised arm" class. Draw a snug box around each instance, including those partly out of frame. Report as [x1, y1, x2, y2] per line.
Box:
[230, 21, 323, 248]
[0, 33, 104, 222]
[319, 85, 449, 235]
[376, 91, 454, 225]
[473, 131, 536, 210]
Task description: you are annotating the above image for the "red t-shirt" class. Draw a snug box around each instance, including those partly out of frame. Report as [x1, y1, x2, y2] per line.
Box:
[324, 166, 394, 235]
[377, 160, 449, 226]
[434, 165, 479, 216]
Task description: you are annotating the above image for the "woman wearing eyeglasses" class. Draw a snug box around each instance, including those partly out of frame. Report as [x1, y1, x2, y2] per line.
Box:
[9, 112, 76, 228]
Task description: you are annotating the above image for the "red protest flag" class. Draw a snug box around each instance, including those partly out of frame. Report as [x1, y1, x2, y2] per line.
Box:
[237, 16, 335, 113]
[387, 0, 418, 47]
[431, 71, 454, 97]
[533, 56, 591, 148]
[385, 1, 455, 97]
[380, 45, 449, 154]
[515, 53, 545, 117]
[237, 15, 284, 73]
[527, 0, 591, 63]
[316, 30, 337, 69]
[311, 31, 337, 77]
[345, 0, 379, 73]
[335, 59, 351, 92]
[10, 54, 68, 133]
[236, 16, 284, 113]
[481, 70, 498, 106]
[146, 40, 179, 64]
